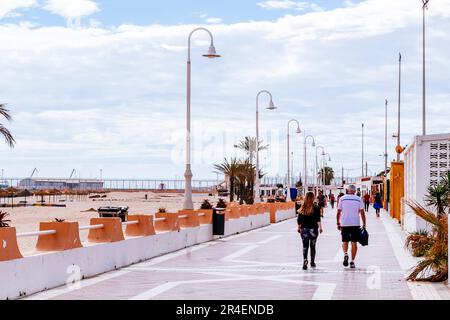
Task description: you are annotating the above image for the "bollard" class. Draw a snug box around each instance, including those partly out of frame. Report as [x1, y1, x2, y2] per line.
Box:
[88, 218, 125, 243]
[36, 221, 82, 251]
[268, 202, 277, 223]
[177, 210, 200, 228]
[125, 215, 156, 237]
[0, 227, 23, 262]
[154, 213, 180, 232]
[239, 205, 249, 217]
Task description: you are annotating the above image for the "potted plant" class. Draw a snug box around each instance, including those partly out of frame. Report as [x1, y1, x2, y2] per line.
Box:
[200, 199, 213, 210]
[216, 198, 227, 209]
[0, 211, 23, 261]
[158, 207, 167, 213]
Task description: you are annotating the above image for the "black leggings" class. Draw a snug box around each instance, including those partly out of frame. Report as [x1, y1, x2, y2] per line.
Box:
[364, 202, 370, 212]
[301, 228, 318, 262]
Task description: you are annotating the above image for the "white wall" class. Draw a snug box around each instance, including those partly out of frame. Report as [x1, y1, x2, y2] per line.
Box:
[0, 212, 275, 300]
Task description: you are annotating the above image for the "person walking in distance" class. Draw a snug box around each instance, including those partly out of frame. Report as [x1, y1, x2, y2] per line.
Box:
[297, 192, 323, 270]
[330, 193, 336, 209]
[374, 192, 382, 218]
[363, 192, 370, 212]
[337, 185, 367, 269]
[317, 191, 326, 217]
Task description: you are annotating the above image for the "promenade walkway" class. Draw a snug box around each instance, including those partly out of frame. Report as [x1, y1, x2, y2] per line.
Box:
[26, 207, 450, 300]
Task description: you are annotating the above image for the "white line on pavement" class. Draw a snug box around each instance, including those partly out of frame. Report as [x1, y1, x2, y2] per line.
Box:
[221, 245, 259, 262]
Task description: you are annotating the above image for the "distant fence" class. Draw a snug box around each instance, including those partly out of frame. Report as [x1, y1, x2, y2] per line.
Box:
[0, 178, 222, 192]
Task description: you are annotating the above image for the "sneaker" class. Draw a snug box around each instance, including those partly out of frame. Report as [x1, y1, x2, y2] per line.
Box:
[303, 260, 308, 270]
[350, 262, 356, 269]
[311, 261, 317, 268]
[343, 254, 349, 267]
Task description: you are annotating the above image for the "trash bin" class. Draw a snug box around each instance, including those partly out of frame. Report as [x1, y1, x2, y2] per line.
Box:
[212, 208, 226, 236]
[97, 206, 129, 222]
[289, 188, 298, 200]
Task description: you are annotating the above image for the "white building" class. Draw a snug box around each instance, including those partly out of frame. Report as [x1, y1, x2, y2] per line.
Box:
[19, 178, 104, 190]
[403, 133, 450, 232]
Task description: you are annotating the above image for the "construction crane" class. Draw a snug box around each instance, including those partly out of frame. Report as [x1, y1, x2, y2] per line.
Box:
[69, 169, 77, 179]
[30, 168, 38, 178]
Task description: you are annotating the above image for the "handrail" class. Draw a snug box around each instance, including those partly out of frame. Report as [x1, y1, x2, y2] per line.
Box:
[122, 221, 139, 226]
[16, 230, 57, 238]
[154, 217, 166, 222]
[178, 215, 188, 219]
[79, 224, 104, 231]
[198, 213, 206, 216]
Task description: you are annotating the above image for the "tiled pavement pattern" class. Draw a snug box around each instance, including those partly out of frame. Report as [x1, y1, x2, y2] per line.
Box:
[26, 207, 450, 300]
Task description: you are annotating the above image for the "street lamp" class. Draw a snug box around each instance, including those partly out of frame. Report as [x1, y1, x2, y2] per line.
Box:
[422, 0, 430, 136]
[304, 135, 316, 196]
[286, 119, 301, 201]
[397, 53, 402, 161]
[255, 90, 277, 203]
[183, 27, 221, 210]
[315, 145, 325, 195]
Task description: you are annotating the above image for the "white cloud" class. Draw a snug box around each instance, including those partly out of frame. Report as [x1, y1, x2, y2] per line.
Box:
[257, 1, 322, 11]
[1, 0, 450, 178]
[205, 17, 223, 24]
[43, 0, 99, 19]
[0, 0, 36, 19]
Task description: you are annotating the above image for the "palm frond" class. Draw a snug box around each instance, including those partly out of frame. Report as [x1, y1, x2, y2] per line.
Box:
[0, 211, 11, 228]
[0, 125, 16, 148]
[0, 104, 12, 121]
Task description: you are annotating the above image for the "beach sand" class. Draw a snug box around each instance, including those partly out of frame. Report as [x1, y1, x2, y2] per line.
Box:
[2, 191, 218, 255]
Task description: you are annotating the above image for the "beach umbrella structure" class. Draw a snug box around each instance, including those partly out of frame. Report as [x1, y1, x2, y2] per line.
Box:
[6, 187, 19, 207]
[34, 190, 49, 203]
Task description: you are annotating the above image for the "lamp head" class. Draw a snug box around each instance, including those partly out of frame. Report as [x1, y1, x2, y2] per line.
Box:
[296, 127, 301, 134]
[312, 142, 316, 147]
[203, 45, 221, 58]
[267, 100, 277, 110]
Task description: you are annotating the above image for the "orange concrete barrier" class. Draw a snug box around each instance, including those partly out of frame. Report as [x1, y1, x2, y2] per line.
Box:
[154, 213, 180, 232]
[248, 205, 257, 216]
[259, 204, 269, 214]
[36, 221, 82, 252]
[239, 205, 249, 217]
[177, 210, 200, 228]
[125, 215, 156, 237]
[229, 206, 241, 219]
[88, 218, 125, 243]
[268, 203, 277, 223]
[197, 209, 213, 225]
[0, 227, 23, 262]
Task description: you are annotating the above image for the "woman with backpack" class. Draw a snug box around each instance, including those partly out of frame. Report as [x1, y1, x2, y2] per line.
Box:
[297, 192, 323, 270]
[374, 193, 382, 218]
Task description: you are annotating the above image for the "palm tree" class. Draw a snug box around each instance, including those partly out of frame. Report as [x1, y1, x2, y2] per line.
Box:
[235, 159, 255, 204]
[319, 166, 334, 185]
[235, 136, 268, 163]
[0, 104, 15, 148]
[214, 158, 240, 202]
[405, 201, 448, 282]
[425, 184, 448, 217]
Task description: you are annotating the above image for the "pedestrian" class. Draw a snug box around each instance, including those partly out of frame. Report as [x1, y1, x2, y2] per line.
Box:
[337, 185, 367, 269]
[330, 193, 336, 209]
[145, 194, 148, 200]
[363, 192, 370, 212]
[297, 192, 323, 270]
[374, 192, 382, 218]
[317, 191, 326, 217]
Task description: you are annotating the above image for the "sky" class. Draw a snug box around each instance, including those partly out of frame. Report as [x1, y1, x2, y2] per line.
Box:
[0, 0, 450, 181]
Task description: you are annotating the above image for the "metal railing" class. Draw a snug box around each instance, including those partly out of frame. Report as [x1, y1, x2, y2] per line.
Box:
[17, 230, 57, 238]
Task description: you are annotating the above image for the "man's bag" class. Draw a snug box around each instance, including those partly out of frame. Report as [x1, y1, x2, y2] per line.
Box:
[358, 227, 369, 246]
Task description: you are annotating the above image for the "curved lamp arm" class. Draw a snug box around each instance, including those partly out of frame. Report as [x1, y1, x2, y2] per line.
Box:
[188, 27, 216, 61]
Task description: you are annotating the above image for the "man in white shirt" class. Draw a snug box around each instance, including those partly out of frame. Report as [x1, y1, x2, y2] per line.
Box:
[337, 185, 367, 268]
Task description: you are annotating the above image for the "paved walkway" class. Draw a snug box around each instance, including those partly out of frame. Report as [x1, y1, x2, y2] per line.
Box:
[26, 207, 450, 300]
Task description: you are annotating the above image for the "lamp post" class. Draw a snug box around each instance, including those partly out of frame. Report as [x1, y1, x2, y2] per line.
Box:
[384, 99, 388, 177]
[183, 27, 221, 210]
[315, 146, 325, 195]
[397, 53, 402, 162]
[422, 0, 429, 136]
[304, 135, 316, 196]
[286, 119, 301, 201]
[362, 123, 365, 177]
[255, 90, 277, 203]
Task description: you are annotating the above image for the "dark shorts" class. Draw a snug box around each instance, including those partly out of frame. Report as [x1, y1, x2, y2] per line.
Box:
[341, 226, 360, 243]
